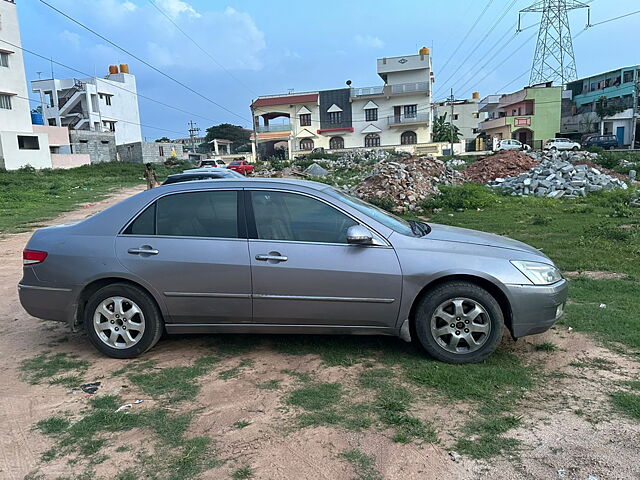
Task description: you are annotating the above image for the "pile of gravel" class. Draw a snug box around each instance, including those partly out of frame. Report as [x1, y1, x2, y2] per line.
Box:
[487, 158, 628, 198]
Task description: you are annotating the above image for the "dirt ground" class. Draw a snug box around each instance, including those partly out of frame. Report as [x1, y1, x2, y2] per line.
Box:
[1, 187, 639, 480]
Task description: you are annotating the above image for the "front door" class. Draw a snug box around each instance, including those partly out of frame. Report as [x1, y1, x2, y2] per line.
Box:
[246, 190, 402, 328]
[616, 126, 625, 146]
[115, 189, 252, 324]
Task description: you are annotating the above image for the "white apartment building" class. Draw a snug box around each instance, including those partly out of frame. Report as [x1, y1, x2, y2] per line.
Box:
[433, 93, 483, 142]
[0, 0, 52, 169]
[32, 65, 142, 145]
[251, 49, 435, 159]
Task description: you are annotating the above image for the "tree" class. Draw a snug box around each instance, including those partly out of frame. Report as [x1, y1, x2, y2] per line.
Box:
[433, 113, 461, 143]
[155, 137, 171, 143]
[205, 123, 251, 153]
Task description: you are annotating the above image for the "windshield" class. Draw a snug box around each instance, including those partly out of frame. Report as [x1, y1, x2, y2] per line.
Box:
[325, 188, 417, 237]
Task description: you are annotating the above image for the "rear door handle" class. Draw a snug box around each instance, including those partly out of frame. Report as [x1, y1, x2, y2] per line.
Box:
[128, 247, 159, 255]
[255, 254, 288, 262]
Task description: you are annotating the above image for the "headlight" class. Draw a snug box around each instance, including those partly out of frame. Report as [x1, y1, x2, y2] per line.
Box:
[511, 260, 563, 285]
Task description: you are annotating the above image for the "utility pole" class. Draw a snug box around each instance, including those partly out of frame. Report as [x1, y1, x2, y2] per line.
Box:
[632, 68, 639, 151]
[188, 120, 200, 153]
[448, 88, 455, 155]
[519, 1, 590, 86]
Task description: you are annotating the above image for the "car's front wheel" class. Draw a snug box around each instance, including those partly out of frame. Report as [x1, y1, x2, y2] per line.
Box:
[84, 283, 164, 359]
[414, 281, 504, 364]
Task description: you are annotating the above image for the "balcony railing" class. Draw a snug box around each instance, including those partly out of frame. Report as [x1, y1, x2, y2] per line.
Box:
[350, 86, 385, 97]
[390, 82, 429, 95]
[256, 124, 291, 133]
[388, 113, 430, 125]
[479, 117, 507, 130]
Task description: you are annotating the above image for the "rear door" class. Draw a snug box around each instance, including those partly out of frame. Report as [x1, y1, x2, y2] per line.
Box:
[245, 189, 403, 328]
[115, 189, 252, 324]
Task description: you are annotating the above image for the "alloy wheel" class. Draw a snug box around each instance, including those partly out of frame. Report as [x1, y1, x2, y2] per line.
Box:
[430, 297, 491, 354]
[93, 296, 146, 349]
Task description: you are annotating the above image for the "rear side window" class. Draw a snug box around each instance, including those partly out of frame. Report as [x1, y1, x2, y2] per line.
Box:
[123, 191, 239, 238]
[250, 191, 357, 244]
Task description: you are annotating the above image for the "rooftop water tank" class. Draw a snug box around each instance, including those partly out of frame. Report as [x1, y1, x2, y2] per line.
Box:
[31, 112, 44, 125]
[108, 65, 119, 74]
[472, 91, 480, 99]
[120, 63, 130, 74]
[419, 47, 430, 55]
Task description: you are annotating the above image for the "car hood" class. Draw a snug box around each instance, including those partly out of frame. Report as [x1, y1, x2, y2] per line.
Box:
[425, 223, 547, 258]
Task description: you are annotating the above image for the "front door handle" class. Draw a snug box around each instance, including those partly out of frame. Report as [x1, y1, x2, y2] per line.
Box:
[255, 254, 288, 262]
[128, 247, 159, 255]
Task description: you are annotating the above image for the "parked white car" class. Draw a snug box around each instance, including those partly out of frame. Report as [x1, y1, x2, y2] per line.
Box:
[495, 139, 531, 152]
[544, 138, 581, 151]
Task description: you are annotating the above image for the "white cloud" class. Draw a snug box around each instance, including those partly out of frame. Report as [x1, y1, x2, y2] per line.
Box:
[155, 0, 200, 19]
[354, 34, 385, 48]
[59, 30, 81, 48]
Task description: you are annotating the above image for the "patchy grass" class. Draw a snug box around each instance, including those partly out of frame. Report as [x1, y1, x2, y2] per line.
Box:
[49, 374, 85, 389]
[288, 382, 343, 411]
[205, 335, 258, 356]
[233, 420, 251, 429]
[455, 415, 522, 459]
[231, 465, 254, 479]
[339, 449, 382, 480]
[218, 359, 253, 380]
[256, 379, 281, 390]
[0, 161, 192, 233]
[535, 342, 558, 352]
[570, 356, 616, 370]
[20, 352, 89, 385]
[129, 356, 220, 403]
[610, 392, 640, 421]
[36, 416, 70, 435]
[272, 335, 379, 366]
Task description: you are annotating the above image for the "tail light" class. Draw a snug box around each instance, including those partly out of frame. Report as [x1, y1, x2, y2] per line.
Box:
[23, 249, 48, 265]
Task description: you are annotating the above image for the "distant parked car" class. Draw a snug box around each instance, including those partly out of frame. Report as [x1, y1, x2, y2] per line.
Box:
[583, 135, 619, 150]
[227, 160, 254, 175]
[162, 170, 244, 185]
[544, 138, 581, 151]
[19, 178, 567, 364]
[495, 139, 531, 152]
[198, 159, 226, 168]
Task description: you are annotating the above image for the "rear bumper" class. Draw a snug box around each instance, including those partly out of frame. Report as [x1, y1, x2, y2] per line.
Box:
[18, 283, 77, 323]
[506, 279, 568, 338]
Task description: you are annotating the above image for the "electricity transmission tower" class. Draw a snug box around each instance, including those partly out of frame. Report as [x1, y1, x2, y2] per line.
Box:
[519, 0, 590, 86]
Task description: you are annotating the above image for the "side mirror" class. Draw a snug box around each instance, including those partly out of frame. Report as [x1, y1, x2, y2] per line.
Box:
[346, 225, 373, 245]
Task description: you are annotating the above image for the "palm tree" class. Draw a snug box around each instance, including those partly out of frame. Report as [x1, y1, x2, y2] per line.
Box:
[433, 113, 461, 143]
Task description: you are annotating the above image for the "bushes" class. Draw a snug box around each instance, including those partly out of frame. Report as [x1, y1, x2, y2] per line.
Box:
[367, 197, 396, 212]
[421, 184, 499, 211]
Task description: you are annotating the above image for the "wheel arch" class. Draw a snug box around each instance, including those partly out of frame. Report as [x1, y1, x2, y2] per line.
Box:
[74, 277, 165, 328]
[407, 274, 514, 339]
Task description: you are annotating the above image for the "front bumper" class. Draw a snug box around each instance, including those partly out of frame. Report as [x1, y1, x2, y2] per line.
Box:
[506, 279, 568, 338]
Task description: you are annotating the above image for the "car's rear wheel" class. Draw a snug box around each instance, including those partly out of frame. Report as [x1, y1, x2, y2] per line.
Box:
[84, 283, 164, 359]
[414, 281, 504, 364]
[572, 146, 579, 151]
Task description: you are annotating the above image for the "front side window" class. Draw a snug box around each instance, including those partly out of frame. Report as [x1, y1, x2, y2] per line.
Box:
[300, 138, 314, 150]
[123, 191, 239, 238]
[365, 108, 378, 121]
[365, 133, 380, 147]
[404, 105, 417, 118]
[401, 131, 417, 145]
[250, 191, 358, 244]
[0, 52, 8, 68]
[0, 93, 11, 110]
[328, 111, 342, 124]
[329, 136, 344, 149]
[299, 113, 311, 126]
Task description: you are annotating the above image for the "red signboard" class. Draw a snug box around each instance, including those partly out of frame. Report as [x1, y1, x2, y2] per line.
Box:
[514, 117, 531, 127]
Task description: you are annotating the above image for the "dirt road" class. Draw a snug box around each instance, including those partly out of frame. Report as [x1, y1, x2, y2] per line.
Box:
[0, 186, 638, 480]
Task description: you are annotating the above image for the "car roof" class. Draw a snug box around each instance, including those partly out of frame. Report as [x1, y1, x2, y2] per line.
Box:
[157, 177, 330, 192]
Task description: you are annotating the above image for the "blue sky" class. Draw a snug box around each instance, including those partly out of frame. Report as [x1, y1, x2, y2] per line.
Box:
[17, 0, 640, 139]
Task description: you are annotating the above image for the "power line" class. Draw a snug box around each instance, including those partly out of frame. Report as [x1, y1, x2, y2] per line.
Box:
[37, 0, 250, 124]
[0, 38, 222, 126]
[436, 0, 519, 95]
[146, 0, 257, 96]
[14, 94, 187, 135]
[588, 9, 640, 27]
[437, 0, 495, 76]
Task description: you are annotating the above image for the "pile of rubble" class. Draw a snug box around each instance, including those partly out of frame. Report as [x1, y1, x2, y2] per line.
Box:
[487, 158, 628, 198]
[353, 156, 463, 211]
[527, 149, 599, 163]
[464, 150, 539, 184]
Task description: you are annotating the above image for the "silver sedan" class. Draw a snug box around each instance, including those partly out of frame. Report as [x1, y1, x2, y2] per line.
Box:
[19, 179, 567, 363]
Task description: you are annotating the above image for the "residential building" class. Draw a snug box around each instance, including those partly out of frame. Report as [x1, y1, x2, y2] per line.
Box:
[117, 141, 184, 164]
[32, 64, 142, 145]
[478, 82, 562, 149]
[69, 130, 117, 164]
[32, 125, 90, 168]
[0, 0, 52, 169]
[251, 48, 434, 159]
[562, 66, 639, 146]
[434, 92, 484, 144]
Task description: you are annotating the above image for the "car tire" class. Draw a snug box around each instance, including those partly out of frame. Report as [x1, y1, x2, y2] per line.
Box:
[413, 281, 504, 364]
[572, 146, 579, 151]
[84, 283, 164, 359]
